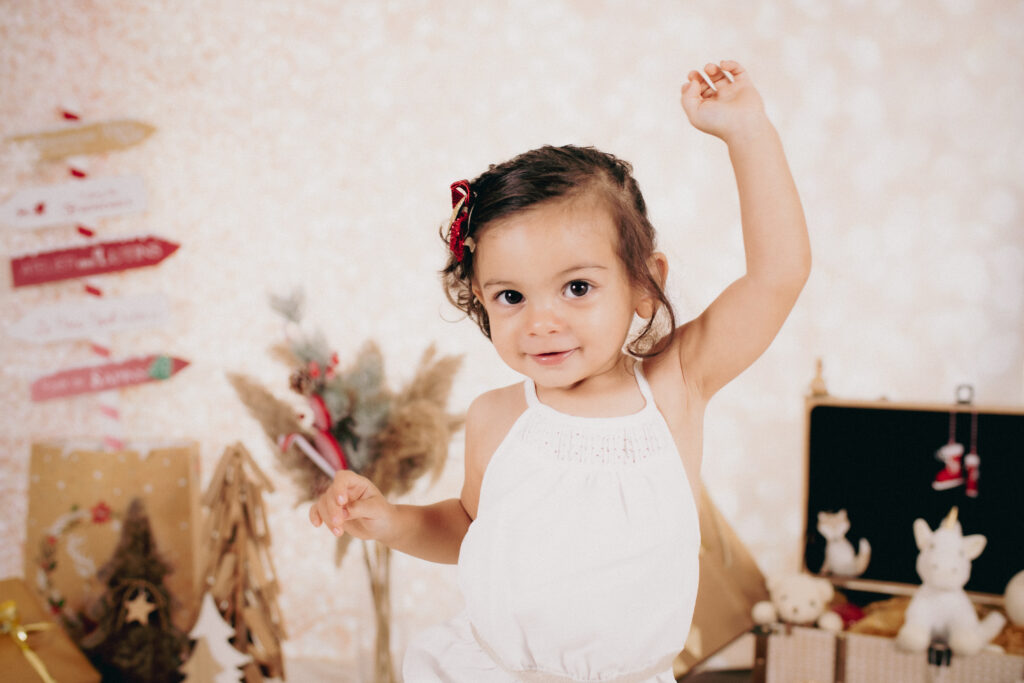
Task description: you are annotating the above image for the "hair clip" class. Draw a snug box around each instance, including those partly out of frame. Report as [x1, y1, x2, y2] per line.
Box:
[446, 179, 472, 262]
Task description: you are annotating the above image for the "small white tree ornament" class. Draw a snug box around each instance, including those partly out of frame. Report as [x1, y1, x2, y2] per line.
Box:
[896, 507, 1006, 656]
[181, 593, 251, 683]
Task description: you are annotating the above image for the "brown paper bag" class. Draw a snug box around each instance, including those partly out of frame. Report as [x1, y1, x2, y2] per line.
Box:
[0, 577, 101, 683]
[673, 483, 769, 677]
[24, 441, 201, 632]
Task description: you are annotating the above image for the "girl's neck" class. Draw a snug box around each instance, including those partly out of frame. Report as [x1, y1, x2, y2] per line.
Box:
[532, 354, 644, 418]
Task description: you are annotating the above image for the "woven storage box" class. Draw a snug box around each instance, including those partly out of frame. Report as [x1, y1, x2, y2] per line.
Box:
[752, 388, 1024, 682]
[756, 627, 1024, 683]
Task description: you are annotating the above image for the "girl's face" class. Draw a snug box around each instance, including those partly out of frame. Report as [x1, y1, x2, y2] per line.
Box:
[471, 197, 648, 391]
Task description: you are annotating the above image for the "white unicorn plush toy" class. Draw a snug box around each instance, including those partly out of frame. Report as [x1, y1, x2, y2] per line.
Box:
[897, 507, 1005, 656]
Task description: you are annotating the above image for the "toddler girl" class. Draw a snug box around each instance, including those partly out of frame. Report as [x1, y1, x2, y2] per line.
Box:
[310, 60, 811, 682]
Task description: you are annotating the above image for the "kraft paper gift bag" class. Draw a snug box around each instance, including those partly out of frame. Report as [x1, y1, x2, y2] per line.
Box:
[673, 483, 769, 677]
[24, 441, 202, 632]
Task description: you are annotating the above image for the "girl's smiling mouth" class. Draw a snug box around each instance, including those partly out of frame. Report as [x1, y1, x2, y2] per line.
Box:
[529, 349, 576, 365]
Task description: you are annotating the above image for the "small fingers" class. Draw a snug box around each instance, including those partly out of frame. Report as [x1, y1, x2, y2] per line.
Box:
[331, 469, 371, 506]
[693, 67, 718, 94]
[719, 59, 745, 80]
[704, 62, 736, 86]
[310, 498, 345, 536]
[680, 76, 703, 118]
[685, 60, 745, 102]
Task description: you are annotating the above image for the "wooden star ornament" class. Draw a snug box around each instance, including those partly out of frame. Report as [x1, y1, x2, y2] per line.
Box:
[124, 589, 156, 625]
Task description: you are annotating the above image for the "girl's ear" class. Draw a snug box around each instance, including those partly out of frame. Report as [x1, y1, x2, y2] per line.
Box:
[635, 252, 669, 319]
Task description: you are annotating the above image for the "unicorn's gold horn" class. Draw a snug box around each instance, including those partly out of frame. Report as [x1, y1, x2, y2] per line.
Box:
[942, 506, 959, 528]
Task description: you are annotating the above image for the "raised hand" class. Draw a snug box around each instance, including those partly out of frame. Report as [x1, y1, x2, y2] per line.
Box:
[309, 469, 395, 542]
[680, 60, 768, 142]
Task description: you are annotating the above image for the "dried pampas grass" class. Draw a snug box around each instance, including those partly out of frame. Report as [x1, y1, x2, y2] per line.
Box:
[369, 346, 464, 497]
[226, 372, 329, 499]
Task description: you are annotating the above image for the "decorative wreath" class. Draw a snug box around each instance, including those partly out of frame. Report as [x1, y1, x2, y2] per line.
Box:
[34, 501, 120, 624]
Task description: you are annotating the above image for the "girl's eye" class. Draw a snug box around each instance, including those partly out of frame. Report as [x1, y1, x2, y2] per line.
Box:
[498, 290, 524, 305]
[565, 281, 591, 298]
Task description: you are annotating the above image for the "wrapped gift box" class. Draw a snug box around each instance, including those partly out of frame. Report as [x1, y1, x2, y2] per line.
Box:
[0, 577, 100, 683]
[23, 441, 202, 632]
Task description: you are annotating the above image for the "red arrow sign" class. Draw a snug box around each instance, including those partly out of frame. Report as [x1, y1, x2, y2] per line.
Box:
[10, 235, 179, 287]
[31, 354, 189, 401]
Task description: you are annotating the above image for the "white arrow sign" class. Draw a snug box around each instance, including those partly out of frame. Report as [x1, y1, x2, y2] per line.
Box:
[0, 175, 146, 230]
[7, 293, 169, 343]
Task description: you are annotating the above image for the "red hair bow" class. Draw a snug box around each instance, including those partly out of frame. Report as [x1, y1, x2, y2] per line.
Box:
[447, 179, 472, 262]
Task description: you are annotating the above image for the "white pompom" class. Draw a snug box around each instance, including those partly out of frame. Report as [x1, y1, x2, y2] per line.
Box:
[751, 600, 777, 625]
[817, 610, 843, 633]
[1006, 570, 1024, 626]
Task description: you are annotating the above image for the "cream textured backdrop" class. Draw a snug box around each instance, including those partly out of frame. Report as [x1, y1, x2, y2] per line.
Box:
[2, 1, 1022, 679]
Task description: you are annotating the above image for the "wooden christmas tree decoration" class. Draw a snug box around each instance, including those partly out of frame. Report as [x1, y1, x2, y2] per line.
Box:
[181, 594, 251, 683]
[78, 498, 190, 682]
[202, 443, 286, 681]
[181, 639, 225, 683]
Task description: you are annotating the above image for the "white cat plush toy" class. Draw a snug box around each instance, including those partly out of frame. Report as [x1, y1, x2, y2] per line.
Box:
[817, 509, 871, 577]
[897, 507, 1005, 656]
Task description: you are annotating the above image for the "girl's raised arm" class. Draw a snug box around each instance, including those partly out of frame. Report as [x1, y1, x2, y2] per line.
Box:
[674, 61, 811, 399]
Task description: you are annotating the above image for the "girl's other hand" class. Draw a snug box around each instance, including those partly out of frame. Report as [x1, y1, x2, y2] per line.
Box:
[309, 469, 394, 542]
[680, 60, 768, 143]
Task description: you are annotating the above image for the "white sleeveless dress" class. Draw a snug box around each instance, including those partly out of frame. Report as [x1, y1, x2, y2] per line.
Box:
[403, 364, 700, 682]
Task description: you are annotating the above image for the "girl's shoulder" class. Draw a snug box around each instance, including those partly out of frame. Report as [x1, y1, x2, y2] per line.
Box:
[461, 382, 528, 519]
[467, 381, 528, 440]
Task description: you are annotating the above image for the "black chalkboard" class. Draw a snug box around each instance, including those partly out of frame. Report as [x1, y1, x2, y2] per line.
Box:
[802, 400, 1024, 599]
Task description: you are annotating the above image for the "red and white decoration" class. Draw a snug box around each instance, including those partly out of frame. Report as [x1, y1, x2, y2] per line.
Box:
[30, 354, 189, 402]
[11, 235, 180, 287]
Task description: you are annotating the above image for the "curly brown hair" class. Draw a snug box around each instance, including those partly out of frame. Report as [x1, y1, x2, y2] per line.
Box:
[440, 145, 676, 358]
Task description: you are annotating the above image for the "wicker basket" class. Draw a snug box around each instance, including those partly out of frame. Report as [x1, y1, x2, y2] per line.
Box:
[754, 626, 1024, 683]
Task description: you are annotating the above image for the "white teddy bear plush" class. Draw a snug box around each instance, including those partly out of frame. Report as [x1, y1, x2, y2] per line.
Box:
[752, 573, 843, 632]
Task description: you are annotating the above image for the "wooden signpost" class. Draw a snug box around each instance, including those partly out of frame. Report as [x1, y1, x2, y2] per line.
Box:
[10, 235, 180, 287]
[30, 354, 189, 401]
[7, 293, 170, 343]
[0, 175, 146, 230]
[4, 120, 156, 162]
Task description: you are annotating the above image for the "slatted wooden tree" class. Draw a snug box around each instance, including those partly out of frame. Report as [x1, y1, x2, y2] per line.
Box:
[201, 442, 286, 682]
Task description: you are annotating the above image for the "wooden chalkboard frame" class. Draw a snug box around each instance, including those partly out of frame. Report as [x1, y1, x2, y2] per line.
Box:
[801, 395, 1024, 605]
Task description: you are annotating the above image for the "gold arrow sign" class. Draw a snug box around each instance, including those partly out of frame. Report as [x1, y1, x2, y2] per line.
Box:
[5, 120, 156, 161]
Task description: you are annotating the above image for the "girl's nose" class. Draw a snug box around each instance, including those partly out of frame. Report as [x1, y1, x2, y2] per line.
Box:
[525, 302, 562, 335]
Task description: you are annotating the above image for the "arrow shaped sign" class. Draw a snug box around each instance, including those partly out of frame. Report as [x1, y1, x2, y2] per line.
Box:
[7, 293, 170, 343]
[31, 354, 189, 401]
[4, 120, 156, 161]
[0, 175, 146, 230]
[10, 235, 180, 287]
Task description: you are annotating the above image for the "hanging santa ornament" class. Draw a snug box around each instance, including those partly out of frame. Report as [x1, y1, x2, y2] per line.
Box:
[965, 411, 980, 498]
[932, 408, 965, 491]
